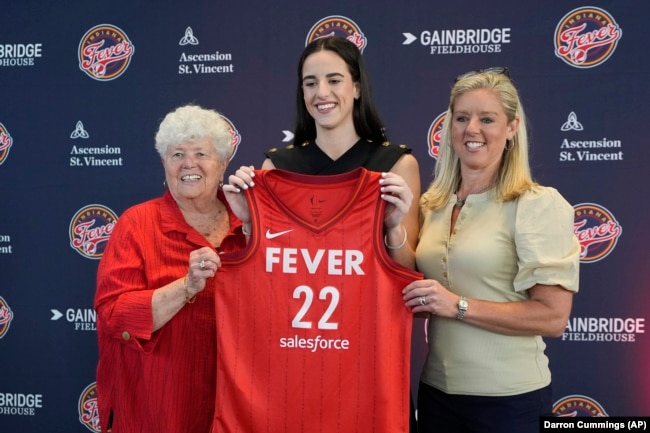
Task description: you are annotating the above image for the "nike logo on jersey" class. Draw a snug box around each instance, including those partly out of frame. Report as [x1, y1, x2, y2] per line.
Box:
[265, 229, 294, 239]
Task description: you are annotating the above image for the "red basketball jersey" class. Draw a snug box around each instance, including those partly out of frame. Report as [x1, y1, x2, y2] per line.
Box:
[212, 168, 422, 433]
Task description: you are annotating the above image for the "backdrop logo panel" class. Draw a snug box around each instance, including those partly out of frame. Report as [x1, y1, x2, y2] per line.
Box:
[559, 111, 623, 163]
[69, 120, 124, 168]
[305, 15, 367, 52]
[573, 203, 622, 263]
[0, 390, 43, 416]
[553, 394, 608, 417]
[78, 382, 100, 432]
[402, 26, 511, 55]
[0, 296, 14, 339]
[554, 7, 622, 68]
[177, 26, 235, 76]
[50, 307, 97, 332]
[427, 112, 446, 160]
[78, 24, 135, 81]
[563, 316, 645, 343]
[0, 41, 42, 67]
[69, 204, 118, 260]
[0, 122, 14, 165]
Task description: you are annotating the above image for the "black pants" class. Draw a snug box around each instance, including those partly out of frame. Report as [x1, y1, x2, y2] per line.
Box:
[417, 381, 552, 433]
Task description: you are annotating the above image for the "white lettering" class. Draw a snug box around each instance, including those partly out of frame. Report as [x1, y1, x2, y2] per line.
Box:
[279, 334, 350, 352]
[0, 393, 43, 407]
[265, 247, 364, 275]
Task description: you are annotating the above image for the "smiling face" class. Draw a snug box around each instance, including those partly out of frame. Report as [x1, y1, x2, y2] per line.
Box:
[301, 50, 360, 135]
[450, 88, 519, 177]
[162, 138, 225, 206]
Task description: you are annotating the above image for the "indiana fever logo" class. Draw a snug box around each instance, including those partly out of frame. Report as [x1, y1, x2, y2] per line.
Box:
[554, 7, 622, 68]
[69, 204, 118, 259]
[427, 112, 447, 160]
[222, 115, 241, 161]
[78, 24, 135, 81]
[573, 203, 622, 263]
[553, 394, 608, 417]
[0, 296, 14, 339]
[0, 122, 13, 166]
[78, 382, 101, 432]
[306, 15, 367, 52]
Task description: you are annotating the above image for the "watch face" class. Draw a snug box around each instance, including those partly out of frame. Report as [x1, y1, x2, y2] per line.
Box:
[459, 299, 468, 309]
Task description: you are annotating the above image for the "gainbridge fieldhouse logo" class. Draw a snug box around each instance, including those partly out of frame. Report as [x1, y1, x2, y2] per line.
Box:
[0, 296, 14, 339]
[427, 112, 447, 160]
[222, 115, 242, 161]
[305, 15, 367, 52]
[78, 24, 135, 81]
[78, 382, 100, 432]
[69, 204, 118, 259]
[0, 122, 13, 165]
[553, 394, 608, 417]
[573, 203, 622, 263]
[554, 7, 622, 68]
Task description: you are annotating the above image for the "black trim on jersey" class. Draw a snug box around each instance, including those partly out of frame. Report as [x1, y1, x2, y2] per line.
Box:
[265, 139, 412, 174]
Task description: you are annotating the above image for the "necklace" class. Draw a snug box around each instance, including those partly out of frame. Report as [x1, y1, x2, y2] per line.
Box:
[455, 184, 494, 209]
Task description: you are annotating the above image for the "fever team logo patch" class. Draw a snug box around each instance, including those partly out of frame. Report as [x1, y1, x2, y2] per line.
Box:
[554, 7, 622, 68]
[78, 24, 135, 81]
[0, 122, 13, 165]
[306, 15, 367, 52]
[0, 296, 14, 339]
[427, 112, 447, 160]
[553, 394, 608, 417]
[69, 204, 118, 259]
[78, 382, 101, 432]
[573, 203, 622, 263]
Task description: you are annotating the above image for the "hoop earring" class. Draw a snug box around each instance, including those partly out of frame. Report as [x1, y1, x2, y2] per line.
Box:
[163, 180, 167, 188]
[505, 139, 514, 151]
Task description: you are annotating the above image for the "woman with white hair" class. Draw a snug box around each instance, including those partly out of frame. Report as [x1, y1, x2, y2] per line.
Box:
[94, 104, 247, 433]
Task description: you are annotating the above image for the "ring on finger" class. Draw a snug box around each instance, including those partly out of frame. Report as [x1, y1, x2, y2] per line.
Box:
[199, 260, 206, 270]
[419, 296, 427, 306]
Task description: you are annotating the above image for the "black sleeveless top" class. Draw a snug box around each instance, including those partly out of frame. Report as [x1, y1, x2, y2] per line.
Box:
[264, 139, 412, 175]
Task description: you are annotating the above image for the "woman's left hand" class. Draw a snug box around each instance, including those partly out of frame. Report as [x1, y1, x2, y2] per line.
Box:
[403, 279, 458, 317]
[185, 247, 221, 297]
[379, 172, 412, 230]
[222, 165, 255, 225]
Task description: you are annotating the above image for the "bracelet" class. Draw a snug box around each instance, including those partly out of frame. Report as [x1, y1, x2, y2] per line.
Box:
[241, 224, 252, 236]
[183, 275, 196, 304]
[384, 225, 407, 250]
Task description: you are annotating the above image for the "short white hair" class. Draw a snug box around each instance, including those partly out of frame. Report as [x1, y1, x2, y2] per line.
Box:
[154, 104, 233, 160]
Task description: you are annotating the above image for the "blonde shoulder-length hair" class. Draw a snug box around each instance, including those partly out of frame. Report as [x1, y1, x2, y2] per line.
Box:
[421, 71, 538, 211]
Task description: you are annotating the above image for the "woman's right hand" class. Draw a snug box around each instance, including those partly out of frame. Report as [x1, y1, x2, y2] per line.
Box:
[222, 165, 256, 225]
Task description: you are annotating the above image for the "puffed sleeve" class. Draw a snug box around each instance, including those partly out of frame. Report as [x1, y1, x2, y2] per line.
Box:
[513, 186, 580, 293]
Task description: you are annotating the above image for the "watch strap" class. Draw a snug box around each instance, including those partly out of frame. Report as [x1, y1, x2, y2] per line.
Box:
[456, 296, 468, 320]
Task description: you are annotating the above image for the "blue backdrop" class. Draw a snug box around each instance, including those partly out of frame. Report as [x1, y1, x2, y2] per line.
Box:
[1, 1, 647, 430]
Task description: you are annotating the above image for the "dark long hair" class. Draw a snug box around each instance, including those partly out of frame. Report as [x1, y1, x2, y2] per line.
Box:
[293, 36, 387, 145]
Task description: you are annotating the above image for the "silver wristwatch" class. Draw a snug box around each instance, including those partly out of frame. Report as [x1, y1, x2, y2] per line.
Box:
[456, 296, 468, 320]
